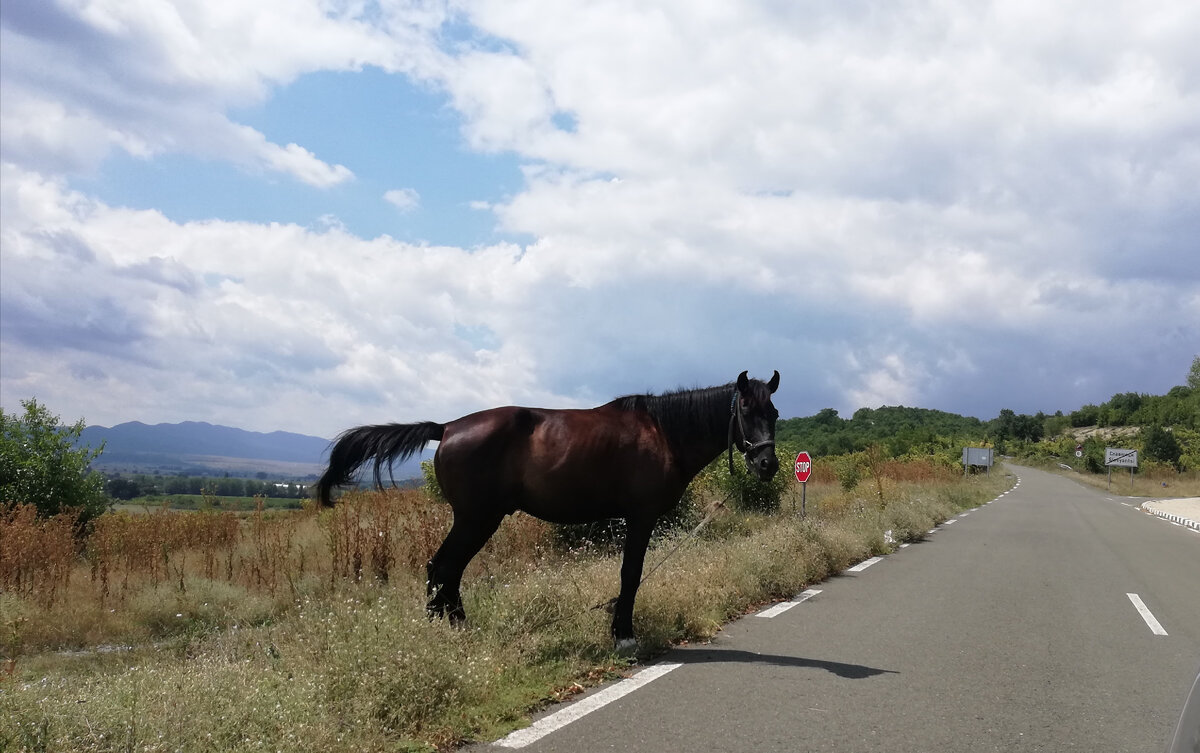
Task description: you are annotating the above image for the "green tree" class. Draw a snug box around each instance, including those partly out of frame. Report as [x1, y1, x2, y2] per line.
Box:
[1082, 436, 1105, 473]
[1070, 404, 1100, 427]
[992, 409, 1018, 441]
[1189, 355, 1200, 390]
[105, 477, 140, 500]
[1043, 411, 1070, 438]
[0, 399, 109, 523]
[1013, 414, 1044, 442]
[1142, 425, 1182, 468]
[215, 477, 245, 497]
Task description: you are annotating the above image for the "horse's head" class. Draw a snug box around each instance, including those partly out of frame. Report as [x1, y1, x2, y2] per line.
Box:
[734, 370, 780, 480]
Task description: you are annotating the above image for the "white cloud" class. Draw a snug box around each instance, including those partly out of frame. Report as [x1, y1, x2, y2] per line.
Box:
[0, 0, 412, 184]
[2, 1, 1199, 436]
[237, 128, 355, 188]
[0, 164, 562, 434]
[847, 353, 924, 411]
[383, 188, 421, 212]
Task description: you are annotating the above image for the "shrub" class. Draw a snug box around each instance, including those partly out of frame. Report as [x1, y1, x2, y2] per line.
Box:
[1082, 437, 1105, 473]
[692, 447, 789, 513]
[1142, 425, 1182, 468]
[835, 454, 863, 491]
[0, 400, 109, 525]
[421, 458, 444, 502]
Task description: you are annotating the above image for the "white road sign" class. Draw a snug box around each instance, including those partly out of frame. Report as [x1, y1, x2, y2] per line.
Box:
[1104, 447, 1138, 468]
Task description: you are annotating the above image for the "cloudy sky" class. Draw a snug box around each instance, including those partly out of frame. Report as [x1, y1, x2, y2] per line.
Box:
[2, 0, 1198, 439]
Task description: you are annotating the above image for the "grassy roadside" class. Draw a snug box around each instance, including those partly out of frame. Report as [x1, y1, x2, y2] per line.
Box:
[1016, 459, 1200, 499]
[1, 468, 1014, 752]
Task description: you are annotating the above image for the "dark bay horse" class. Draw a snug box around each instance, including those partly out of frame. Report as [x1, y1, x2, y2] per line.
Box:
[317, 370, 780, 650]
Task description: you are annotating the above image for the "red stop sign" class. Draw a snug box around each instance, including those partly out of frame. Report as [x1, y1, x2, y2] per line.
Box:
[794, 451, 813, 483]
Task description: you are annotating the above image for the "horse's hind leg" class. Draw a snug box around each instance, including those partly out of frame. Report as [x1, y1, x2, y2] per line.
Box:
[426, 512, 503, 623]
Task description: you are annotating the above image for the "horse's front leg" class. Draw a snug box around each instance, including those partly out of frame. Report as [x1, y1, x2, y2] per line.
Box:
[612, 518, 655, 656]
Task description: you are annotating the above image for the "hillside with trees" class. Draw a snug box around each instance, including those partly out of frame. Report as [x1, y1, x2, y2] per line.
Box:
[778, 355, 1199, 474]
[776, 406, 987, 457]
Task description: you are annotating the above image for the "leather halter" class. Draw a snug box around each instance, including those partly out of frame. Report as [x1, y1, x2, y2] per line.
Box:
[727, 389, 776, 475]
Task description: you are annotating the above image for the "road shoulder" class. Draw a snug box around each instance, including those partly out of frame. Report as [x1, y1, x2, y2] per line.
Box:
[1141, 497, 1200, 531]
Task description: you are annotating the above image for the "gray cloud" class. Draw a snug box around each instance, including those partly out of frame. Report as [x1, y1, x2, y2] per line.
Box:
[1, 1, 1197, 435]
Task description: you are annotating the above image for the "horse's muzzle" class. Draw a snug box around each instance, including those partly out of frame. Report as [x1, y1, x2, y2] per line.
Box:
[748, 446, 779, 481]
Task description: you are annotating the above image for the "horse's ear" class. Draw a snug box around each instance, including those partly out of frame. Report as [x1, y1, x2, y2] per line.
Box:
[767, 370, 780, 393]
[737, 371, 750, 392]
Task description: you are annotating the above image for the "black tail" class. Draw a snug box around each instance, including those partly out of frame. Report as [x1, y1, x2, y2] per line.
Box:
[317, 421, 445, 506]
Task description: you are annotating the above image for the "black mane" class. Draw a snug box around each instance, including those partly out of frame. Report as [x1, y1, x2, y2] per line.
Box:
[607, 382, 737, 448]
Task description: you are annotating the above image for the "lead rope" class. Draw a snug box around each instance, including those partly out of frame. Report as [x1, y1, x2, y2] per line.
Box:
[591, 489, 733, 612]
[634, 491, 730, 589]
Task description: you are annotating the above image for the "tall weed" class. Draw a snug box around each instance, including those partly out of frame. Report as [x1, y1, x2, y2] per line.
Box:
[0, 504, 77, 606]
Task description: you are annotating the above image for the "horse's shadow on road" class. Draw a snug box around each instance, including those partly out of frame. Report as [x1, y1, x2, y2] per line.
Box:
[667, 648, 898, 679]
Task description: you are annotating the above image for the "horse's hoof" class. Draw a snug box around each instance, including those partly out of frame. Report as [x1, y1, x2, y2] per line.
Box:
[614, 638, 638, 658]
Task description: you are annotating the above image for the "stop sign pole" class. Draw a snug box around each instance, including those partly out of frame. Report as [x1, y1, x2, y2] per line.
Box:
[794, 451, 812, 517]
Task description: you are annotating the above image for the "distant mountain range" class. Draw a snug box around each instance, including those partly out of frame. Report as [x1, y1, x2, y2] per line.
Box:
[80, 421, 329, 462]
[78, 421, 430, 480]
[75, 421, 332, 478]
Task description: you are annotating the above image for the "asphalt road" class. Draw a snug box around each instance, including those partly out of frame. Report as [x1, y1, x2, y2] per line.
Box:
[481, 465, 1200, 753]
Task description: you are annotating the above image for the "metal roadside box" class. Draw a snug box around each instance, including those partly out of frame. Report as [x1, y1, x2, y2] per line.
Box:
[962, 447, 994, 468]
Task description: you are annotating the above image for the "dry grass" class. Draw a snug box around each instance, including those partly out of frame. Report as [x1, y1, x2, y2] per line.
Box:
[1, 490, 559, 655]
[0, 465, 1013, 752]
[1041, 464, 1200, 498]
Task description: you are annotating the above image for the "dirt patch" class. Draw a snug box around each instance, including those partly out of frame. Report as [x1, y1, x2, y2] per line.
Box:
[1069, 425, 1139, 442]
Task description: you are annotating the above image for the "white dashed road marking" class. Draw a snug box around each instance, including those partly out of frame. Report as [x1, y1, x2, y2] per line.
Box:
[1126, 593, 1168, 636]
[847, 556, 884, 572]
[495, 663, 683, 748]
[757, 588, 822, 618]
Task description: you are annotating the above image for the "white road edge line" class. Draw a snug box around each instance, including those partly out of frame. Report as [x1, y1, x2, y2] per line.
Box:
[848, 556, 884, 573]
[1126, 593, 1168, 636]
[495, 662, 683, 748]
[757, 588, 822, 618]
